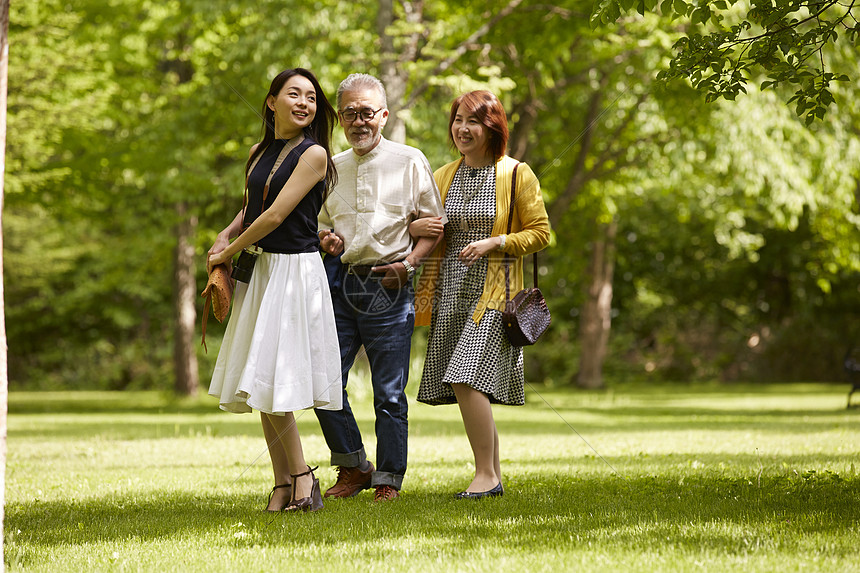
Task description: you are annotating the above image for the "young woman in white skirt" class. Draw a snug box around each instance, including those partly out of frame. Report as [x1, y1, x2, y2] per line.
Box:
[207, 68, 341, 513]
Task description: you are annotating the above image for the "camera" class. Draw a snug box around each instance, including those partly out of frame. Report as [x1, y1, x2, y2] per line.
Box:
[231, 246, 262, 283]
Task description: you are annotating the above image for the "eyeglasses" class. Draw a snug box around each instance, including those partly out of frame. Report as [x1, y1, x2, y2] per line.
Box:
[339, 107, 384, 122]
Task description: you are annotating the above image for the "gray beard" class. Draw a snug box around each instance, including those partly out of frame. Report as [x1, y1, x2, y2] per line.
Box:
[350, 132, 380, 151]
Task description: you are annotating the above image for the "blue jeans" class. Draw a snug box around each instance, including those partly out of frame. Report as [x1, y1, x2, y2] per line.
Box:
[315, 259, 414, 490]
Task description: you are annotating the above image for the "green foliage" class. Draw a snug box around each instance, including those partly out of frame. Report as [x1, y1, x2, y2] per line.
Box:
[4, 0, 369, 389]
[5, 0, 859, 390]
[5, 385, 859, 570]
[593, 0, 859, 122]
[604, 87, 860, 381]
[4, 205, 174, 389]
[5, 0, 117, 197]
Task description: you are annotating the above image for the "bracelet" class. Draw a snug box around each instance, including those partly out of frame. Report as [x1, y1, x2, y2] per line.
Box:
[498, 234, 506, 250]
[401, 259, 415, 279]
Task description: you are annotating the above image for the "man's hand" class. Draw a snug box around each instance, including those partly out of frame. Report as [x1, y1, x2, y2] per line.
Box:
[371, 262, 409, 289]
[320, 230, 345, 256]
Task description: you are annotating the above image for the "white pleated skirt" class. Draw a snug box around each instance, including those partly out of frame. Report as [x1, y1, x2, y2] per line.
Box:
[208, 251, 342, 415]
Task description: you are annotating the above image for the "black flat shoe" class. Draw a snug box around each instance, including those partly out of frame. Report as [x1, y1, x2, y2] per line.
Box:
[284, 466, 323, 512]
[265, 483, 292, 512]
[455, 482, 503, 500]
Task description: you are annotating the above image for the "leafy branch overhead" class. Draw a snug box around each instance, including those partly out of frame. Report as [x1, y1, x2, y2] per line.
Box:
[592, 0, 859, 123]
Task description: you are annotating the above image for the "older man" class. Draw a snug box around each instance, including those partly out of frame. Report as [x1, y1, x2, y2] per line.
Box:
[315, 73, 445, 501]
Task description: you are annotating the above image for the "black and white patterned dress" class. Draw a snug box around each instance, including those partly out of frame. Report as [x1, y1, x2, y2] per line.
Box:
[417, 163, 525, 406]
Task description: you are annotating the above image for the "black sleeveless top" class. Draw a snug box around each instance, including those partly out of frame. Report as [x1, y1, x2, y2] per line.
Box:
[243, 138, 325, 254]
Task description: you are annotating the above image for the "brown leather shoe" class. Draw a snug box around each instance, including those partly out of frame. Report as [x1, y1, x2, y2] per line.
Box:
[373, 484, 400, 502]
[324, 463, 374, 498]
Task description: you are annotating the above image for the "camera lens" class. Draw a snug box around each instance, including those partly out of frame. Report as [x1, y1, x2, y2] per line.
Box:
[231, 249, 258, 283]
[231, 265, 252, 283]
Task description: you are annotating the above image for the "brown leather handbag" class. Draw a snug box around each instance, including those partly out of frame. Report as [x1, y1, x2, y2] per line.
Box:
[200, 263, 234, 352]
[502, 164, 551, 347]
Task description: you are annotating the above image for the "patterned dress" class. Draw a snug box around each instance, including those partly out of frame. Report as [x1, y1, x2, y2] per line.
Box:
[417, 163, 525, 406]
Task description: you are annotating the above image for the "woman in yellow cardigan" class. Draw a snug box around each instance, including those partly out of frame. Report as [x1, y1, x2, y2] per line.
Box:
[412, 90, 550, 499]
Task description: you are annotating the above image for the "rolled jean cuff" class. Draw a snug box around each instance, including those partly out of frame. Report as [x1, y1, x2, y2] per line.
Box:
[330, 447, 366, 468]
[371, 471, 403, 490]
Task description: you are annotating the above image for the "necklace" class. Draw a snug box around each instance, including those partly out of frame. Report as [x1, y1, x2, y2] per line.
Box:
[460, 164, 491, 203]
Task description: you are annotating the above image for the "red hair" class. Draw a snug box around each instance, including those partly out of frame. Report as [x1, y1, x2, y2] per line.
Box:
[447, 90, 509, 159]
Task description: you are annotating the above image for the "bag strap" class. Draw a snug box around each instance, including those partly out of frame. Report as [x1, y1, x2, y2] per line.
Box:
[200, 264, 232, 352]
[201, 288, 212, 353]
[204, 141, 296, 351]
[239, 141, 297, 238]
[504, 164, 540, 304]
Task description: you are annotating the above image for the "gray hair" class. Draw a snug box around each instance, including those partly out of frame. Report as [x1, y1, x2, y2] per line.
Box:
[337, 73, 387, 109]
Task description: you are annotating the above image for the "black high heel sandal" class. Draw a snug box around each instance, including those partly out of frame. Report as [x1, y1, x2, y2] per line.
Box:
[265, 483, 292, 513]
[284, 466, 323, 512]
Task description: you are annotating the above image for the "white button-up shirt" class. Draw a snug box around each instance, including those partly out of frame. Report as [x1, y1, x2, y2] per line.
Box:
[320, 137, 447, 265]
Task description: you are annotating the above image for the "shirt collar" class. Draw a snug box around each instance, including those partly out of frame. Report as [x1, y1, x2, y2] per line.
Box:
[353, 135, 388, 162]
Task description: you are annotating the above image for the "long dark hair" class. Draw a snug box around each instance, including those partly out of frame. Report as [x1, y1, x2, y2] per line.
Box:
[245, 68, 338, 195]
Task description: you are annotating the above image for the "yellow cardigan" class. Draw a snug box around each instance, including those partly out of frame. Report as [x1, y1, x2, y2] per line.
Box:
[415, 155, 551, 326]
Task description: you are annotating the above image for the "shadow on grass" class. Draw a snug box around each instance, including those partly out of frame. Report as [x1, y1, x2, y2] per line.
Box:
[7, 391, 219, 416]
[6, 471, 858, 566]
[7, 387, 857, 569]
[9, 383, 854, 417]
[10, 404, 857, 441]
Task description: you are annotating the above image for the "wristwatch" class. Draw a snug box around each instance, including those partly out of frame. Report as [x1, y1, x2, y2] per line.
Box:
[401, 259, 415, 280]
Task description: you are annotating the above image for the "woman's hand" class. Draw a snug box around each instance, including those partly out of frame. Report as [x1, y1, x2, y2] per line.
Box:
[206, 235, 231, 274]
[207, 249, 232, 275]
[208, 234, 229, 259]
[320, 230, 345, 256]
[458, 237, 502, 268]
[408, 217, 444, 239]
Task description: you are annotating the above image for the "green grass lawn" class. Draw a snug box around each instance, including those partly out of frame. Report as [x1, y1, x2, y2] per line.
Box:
[4, 380, 859, 572]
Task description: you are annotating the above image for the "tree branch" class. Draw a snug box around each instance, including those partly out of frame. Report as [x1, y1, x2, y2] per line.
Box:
[570, 72, 609, 183]
[548, 75, 607, 226]
[719, 0, 844, 50]
[396, 0, 426, 67]
[404, 0, 524, 108]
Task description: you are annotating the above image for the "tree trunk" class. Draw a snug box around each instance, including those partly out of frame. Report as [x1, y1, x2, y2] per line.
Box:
[854, 175, 859, 209]
[0, 0, 10, 564]
[508, 96, 538, 160]
[577, 218, 617, 389]
[173, 201, 199, 396]
[548, 73, 607, 222]
[377, 0, 410, 144]
[377, 0, 523, 145]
